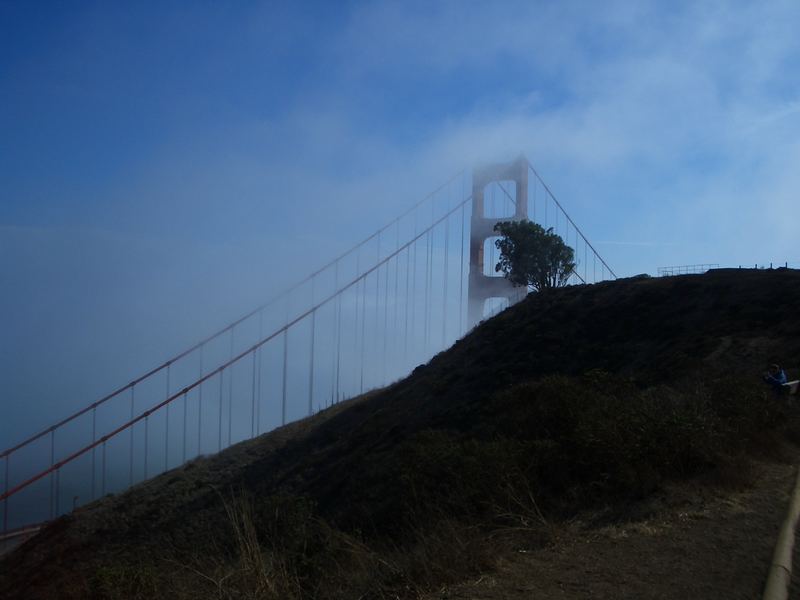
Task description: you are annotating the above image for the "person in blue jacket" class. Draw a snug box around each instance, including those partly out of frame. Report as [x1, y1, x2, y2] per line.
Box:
[763, 364, 788, 389]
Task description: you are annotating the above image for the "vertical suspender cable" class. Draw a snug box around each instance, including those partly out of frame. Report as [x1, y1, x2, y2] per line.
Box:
[197, 346, 203, 455]
[425, 196, 436, 358]
[573, 227, 578, 284]
[49, 430, 55, 519]
[404, 243, 411, 363]
[308, 309, 316, 416]
[392, 221, 400, 376]
[144, 414, 149, 479]
[423, 229, 430, 352]
[54, 469, 60, 519]
[217, 370, 223, 452]
[330, 262, 338, 405]
[101, 440, 107, 496]
[570, 228, 578, 284]
[420, 230, 425, 354]
[354, 252, 361, 398]
[555, 202, 559, 238]
[329, 288, 336, 407]
[3, 456, 8, 533]
[359, 271, 367, 394]
[308, 279, 316, 415]
[382, 258, 390, 384]
[373, 235, 381, 388]
[429, 204, 435, 343]
[545, 188, 548, 228]
[442, 203, 450, 348]
[353, 278, 359, 400]
[459, 202, 466, 335]
[182, 390, 187, 464]
[251, 351, 257, 437]
[460, 202, 467, 334]
[490, 185, 495, 278]
[564, 220, 570, 280]
[282, 329, 289, 425]
[129, 386, 135, 486]
[228, 331, 234, 447]
[334, 263, 342, 403]
[410, 224, 417, 361]
[256, 310, 263, 435]
[165, 364, 170, 472]
[91, 407, 96, 500]
[426, 228, 432, 352]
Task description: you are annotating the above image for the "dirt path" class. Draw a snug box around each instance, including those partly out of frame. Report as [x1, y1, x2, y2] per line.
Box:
[428, 459, 798, 600]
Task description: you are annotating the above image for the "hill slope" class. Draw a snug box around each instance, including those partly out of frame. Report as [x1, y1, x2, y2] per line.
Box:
[4, 268, 800, 599]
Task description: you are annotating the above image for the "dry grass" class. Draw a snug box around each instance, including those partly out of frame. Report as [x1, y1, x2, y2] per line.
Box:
[219, 492, 301, 599]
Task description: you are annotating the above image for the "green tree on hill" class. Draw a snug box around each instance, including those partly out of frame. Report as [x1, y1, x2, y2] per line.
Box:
[494, 220, 576, 291]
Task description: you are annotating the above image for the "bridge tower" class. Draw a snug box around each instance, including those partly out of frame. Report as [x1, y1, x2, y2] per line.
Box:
[467, 156, 529, 326]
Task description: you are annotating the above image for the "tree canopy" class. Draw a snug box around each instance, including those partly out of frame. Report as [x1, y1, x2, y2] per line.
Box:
[493, 220, 576, 291]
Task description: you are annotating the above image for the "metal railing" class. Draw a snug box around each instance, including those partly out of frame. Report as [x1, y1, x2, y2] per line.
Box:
[658, 264, 719, 277]
[658, 262, 799, 277]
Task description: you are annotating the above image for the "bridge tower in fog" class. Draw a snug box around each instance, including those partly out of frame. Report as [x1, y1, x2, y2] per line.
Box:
[1, 155, 616, 545]
[468, 156, 529, 326]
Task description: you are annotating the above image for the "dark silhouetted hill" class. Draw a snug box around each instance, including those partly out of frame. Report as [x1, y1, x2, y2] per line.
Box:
[3, 268, 800, 599]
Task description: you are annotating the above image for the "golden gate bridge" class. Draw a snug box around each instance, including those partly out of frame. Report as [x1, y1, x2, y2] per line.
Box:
[0, 156, 615, 547]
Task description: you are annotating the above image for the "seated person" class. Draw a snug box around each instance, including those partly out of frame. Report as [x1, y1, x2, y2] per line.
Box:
[763, 364, 788, 388]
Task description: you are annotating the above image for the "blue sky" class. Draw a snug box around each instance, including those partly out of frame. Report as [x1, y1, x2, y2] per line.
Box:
[2, 0, 800, 437]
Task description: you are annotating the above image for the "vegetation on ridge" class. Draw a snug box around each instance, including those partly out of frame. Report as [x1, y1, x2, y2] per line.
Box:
[3, 268, 800, 599]
[493, 219, 576, 290]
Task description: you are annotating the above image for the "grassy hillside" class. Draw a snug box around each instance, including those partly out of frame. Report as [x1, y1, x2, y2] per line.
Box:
[4, 268, 800, 599]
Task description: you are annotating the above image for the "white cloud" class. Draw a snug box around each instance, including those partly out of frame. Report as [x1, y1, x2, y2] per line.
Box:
[311, 0, 800, 274]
